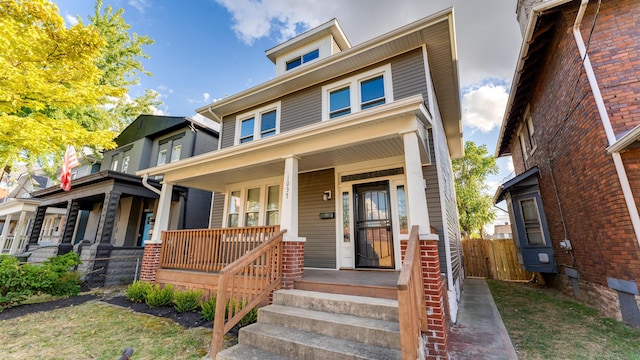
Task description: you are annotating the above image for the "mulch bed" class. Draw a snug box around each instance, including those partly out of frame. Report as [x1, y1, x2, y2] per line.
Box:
[101, 295, 213, 329]
[0, 294, 214, 330]
[0, 294, 99, 321]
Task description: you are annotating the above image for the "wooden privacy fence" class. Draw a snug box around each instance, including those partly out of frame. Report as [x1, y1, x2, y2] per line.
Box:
[462, 238, 534, 281]
[160, 226, 280, 272]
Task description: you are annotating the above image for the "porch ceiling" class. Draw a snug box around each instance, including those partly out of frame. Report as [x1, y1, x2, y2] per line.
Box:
[177, 137, 406, 192]
[149, 96, 429, 193]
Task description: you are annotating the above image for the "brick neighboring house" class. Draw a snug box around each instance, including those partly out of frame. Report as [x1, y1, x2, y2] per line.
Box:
[495, 0, 640, 327]
[138, 11, 464, 358]
[26, 115, 219, 287]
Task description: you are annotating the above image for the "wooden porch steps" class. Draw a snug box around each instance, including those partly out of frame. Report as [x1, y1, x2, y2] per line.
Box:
[216, 289, 402, 360]
[293, 269, 399, 300]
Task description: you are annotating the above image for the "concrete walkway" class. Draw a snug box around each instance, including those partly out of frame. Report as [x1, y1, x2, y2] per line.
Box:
[448, 278, 518, 360]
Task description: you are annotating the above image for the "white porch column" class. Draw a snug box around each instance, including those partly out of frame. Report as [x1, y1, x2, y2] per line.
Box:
[0, 213, 13, 253]
[403, 131, 432, 238]
[280, 155, 304, 242]
[10, 211, 28, 254]
[149, 182, 173, 243]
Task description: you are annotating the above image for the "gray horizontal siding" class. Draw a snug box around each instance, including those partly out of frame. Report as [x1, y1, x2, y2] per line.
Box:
[280, 86, 322, 132]
[209, 192, 225, 228]
[391, 49, 429, 108]
[220, 116, 235, 149]
[299, 169, 336, 268]
[424, 129, 446, 275]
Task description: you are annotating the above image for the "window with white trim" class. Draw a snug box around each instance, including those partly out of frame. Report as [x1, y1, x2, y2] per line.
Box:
[121, 156, 130, 173]
[518, 197, 546, 246]
[322, 64, 393, 121]
[235, 103, 281, 145]
[157, 149, 167, 166]
[225, 184, 281, 227]
[170, 144, 182, 162]
[111, 158, 119, 171]
[286, 49, 319, 71]
[525, 111, 537, 151]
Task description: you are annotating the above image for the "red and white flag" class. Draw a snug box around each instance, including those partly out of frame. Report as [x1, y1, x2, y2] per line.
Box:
[59, 145, 79, 192]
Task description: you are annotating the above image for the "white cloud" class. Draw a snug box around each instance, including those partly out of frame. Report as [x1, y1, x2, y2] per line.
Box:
[507, 157, 514, 172]
[150, 106, 166, 116]
[212, 0, 522, 88]
[203, 93, 210, 102]
[157, 85, 174, 95]
[462, 84, 509, 133]
[128, 0, 150, 13]
[65, 14, 79, 27]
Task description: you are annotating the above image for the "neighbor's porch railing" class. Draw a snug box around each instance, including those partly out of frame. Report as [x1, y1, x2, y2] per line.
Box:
[210, 229, 286, 356]
[1, 235, 28, 254]
[397, 225, 429, 359]
[160, 226, 280, 272]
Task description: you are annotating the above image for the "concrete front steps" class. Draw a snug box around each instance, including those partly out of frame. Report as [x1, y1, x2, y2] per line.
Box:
[216, 289, 402, 360]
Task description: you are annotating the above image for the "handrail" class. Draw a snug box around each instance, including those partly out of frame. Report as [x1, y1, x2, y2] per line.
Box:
[210, 229, 286, 356]
[160, 226, 280, 272]
[397, 225, 428, 359]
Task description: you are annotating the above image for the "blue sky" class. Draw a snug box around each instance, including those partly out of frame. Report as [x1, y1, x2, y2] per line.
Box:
[53, 0, 522, 230]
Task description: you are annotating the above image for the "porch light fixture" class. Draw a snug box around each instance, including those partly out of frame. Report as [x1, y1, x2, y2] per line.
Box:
[323, 191, 332, 201]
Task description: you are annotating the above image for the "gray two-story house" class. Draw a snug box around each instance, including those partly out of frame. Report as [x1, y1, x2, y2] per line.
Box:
[138, 10, 464, 357]
[27, 115, 218, 286]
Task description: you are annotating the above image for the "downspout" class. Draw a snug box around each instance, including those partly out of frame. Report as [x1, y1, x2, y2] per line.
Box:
[572, 0, 640, 246]
[142, 174, 162, 196]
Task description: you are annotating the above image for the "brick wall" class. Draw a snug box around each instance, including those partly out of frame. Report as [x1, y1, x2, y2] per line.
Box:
[281, 241, 305, 290]
[508, 0, 640, 321]
[401, 239, 448, 360]
[139, 243, 162, 282]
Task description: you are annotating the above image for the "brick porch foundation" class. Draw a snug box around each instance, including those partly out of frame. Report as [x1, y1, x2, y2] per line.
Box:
[402, 239, 449, 360]
[281, 240, 305, 289]
[139, 242, 162, 282]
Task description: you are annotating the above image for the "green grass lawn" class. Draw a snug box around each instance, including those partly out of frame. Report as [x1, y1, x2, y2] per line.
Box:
[488, 280, 640, 360]
[0, 301, 223, 359]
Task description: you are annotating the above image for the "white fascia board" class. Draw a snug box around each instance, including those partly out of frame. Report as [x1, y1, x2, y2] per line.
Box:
[607, 124, 640, 153]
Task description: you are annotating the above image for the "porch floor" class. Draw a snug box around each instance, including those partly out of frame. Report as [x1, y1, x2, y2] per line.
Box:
[295, 269, 399, 299]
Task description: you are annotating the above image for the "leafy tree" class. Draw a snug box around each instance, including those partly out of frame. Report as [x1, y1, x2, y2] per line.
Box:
[68, 0, 160, 133]
[452, 141, 499, 237]
[0, 0, 118, 171]
[0, 0, 159, 175]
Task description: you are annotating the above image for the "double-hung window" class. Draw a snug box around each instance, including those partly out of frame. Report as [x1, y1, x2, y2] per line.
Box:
[235, 103, 281, 145]
[225, 183, 281, 228]
[323, 64, 393, 120]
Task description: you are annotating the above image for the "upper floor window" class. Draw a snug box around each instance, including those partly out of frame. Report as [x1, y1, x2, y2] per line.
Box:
[322, 64, 393, 121]
[525, 110, 537, 151]
[286, 49, 319, 71]
[170, 144, 181, 163]
[121, 156, 130, 173]
[111, 159, 119, 171]
[235, 103, 281, 145]
[157, 149, 167, 166]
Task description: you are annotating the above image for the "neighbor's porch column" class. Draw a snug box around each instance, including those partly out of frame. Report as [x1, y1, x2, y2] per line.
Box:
[27, 206, 47, 250]
[9, 211, 29, 254]
[280, 155, 305, 289]
[403, 131, 432, 238]
[58, 200, 81, 255]
[140, 182, 173, 282]
[0, 213, 13, 253]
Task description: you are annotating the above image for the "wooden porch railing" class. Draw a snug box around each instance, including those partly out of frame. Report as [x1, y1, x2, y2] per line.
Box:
[160, 226, 280, 272]
[397, 225, 428, 360]
[210, 229, 286, 356]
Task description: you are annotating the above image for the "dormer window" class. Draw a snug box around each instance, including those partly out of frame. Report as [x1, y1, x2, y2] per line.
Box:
[235, 102, 281, 145]
[286, 49, 319, 71]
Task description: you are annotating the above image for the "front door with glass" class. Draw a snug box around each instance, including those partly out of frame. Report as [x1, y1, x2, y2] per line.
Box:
[353, 181, 394, 268]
